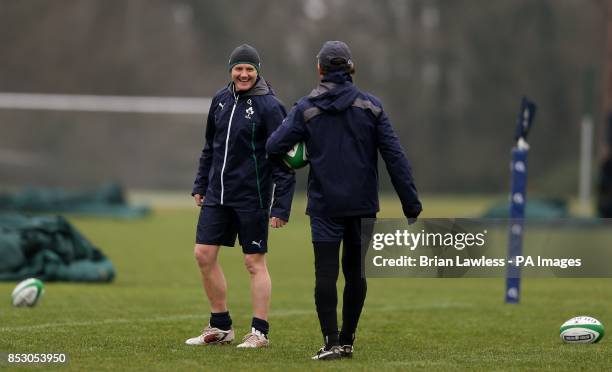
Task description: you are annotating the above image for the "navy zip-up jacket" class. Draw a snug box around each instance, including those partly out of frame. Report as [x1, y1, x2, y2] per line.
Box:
[266, 71, 421, 218]
[193, 77, 295, 221]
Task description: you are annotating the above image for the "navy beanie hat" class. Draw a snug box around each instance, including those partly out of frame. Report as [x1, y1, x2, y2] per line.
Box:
[228, 44, 261, 73]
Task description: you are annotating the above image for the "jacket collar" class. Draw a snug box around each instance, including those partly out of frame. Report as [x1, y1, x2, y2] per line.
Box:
[309, 71, 353, 98]
[227, 76, 270, 97]
[309, 82, 336, 98]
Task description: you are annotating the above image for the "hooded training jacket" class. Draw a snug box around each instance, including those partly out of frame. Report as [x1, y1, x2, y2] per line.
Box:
[192, 77, 295, 221]
[266, 71, 421, 218]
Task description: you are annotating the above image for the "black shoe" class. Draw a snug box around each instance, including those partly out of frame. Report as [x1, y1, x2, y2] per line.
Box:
[340, 345, 353, 358]
[311, 345, 342, 360]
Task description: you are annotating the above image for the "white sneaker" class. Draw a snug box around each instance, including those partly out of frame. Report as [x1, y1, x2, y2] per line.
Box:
[236, 328, 269, 348]
[311, 345, 342, 360]
[340, 345, 354, 358]
[185, 324, 234, 345]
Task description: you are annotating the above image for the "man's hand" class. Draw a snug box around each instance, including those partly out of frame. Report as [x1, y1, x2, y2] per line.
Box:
[270, 217, 287, 228]
[194, 194, 204, 207]
[403, 204, 422, 220]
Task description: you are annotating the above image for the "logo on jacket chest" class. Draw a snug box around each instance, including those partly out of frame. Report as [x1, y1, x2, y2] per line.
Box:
[245, 99, 255, 119]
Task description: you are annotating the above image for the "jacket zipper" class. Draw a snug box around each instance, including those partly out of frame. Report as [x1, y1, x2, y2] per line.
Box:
[220, 89, 238, 204]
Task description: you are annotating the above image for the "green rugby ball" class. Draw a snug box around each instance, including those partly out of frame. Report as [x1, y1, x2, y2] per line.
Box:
[283, 142, 308, 169]
[12, 278, 45, 307]
[560, 316, 604, 344]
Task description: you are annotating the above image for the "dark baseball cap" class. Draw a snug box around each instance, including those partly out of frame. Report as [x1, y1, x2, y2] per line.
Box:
[317, 41, 353, 71]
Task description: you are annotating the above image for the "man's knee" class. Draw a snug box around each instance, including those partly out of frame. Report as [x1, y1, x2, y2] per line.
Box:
[313, 241, 341, 280]
[342, 244, 363, 278]
[244, 253, 266, 275]
[194, 244, 218, 269]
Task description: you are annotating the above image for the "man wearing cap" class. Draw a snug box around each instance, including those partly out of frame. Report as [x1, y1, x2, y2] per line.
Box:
[185, 44, 295, 348]
[266, 41, 422, 359]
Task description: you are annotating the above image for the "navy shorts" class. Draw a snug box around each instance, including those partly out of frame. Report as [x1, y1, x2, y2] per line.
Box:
[309, 215, 376, 244]
[196, 205, 269, 254]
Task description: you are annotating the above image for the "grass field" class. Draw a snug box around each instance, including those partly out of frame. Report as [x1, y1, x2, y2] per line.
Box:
[0, 195, 610, 371]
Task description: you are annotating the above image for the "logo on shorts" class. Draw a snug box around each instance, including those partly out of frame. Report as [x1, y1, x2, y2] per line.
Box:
[252, 240, 263, 248]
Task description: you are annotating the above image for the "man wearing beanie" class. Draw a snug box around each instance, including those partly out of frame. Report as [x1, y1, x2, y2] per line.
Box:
[186, 44, 295, 348]
[267, 41, 422, 360]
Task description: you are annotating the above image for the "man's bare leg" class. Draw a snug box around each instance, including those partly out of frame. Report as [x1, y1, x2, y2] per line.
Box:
[194, 244, 227, 312]
[185, 244, 234, 345]
[234, 253, 271, 347]
[244, 253, 271, 320]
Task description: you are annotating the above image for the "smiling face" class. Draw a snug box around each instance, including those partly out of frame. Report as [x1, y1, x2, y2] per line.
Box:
[231, 64, 258, 92]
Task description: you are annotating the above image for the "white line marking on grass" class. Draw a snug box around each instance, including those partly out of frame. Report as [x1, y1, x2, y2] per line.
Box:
[0, 310, 313, 332]
[0, 303, 472, 332]
[0, 314, 203, 332]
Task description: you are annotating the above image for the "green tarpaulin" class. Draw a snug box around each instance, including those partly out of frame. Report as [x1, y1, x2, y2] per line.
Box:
[0, 183, 149, 218]
[0, 214, 114, 282]
[481, 198, 569, 218]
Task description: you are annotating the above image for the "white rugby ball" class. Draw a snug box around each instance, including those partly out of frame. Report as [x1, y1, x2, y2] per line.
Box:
[560, 316, 605, 344]
[12, 278, 45, 307]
